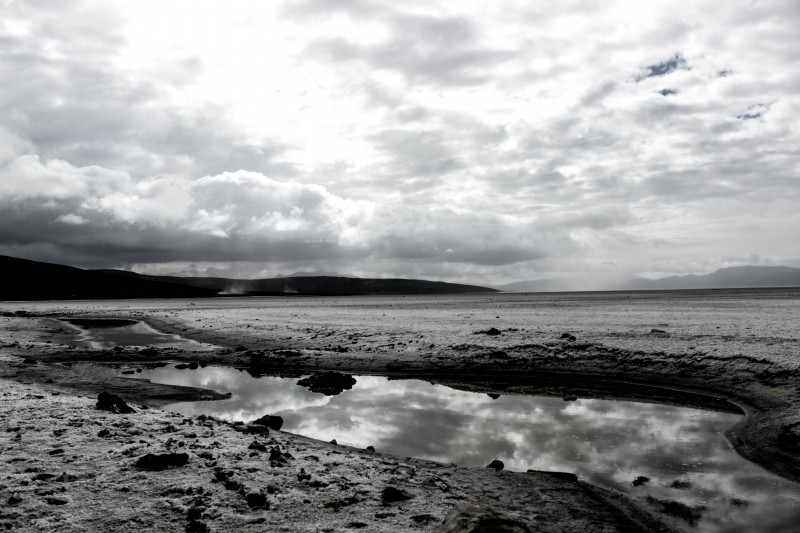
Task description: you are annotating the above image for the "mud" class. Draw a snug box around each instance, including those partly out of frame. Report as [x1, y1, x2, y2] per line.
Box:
[1, 289, 799, 531]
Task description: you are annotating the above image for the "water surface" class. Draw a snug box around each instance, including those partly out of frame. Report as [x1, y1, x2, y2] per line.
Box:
[131, 365, 800, 532]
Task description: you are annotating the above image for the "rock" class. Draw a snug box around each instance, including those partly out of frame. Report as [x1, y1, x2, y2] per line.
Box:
[650, 328, 669, 335]
[186, 520, 210, 533]
[297, 372, 356, 396]
[7, 493, 22, 505]
[46, 497, 69, 506]
[560, 333, 577, 342]
[365, 446, 375, 453]
[297, 468, 311, 482]
[381, 486, 413, 504]
[135, 453, 189, 471]
[330, 439, 337, 445]
[476, 328, 502, 335]
[527, 470, 578, 482]
[23, 358, 38, 365]
[269, 446, 292, 467]
[248, 440, 267, 452]
[632, 475, 650, 487]
[252, 414, 284, 430]
[96, 392, 136, 414]
[487, 393, 501, 400]
[486, 460, 504, 471]
[246, 492, 269, 509]
[435, 503, 531, 533]
[187, 362, 199, 369]
[175, 364, 190, 370]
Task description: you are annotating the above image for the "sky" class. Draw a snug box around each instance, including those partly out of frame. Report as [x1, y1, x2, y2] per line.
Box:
[1, 0, 798, 286]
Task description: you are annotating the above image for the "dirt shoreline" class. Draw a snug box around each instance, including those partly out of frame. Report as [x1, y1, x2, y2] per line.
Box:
[2, 293, 799, 531]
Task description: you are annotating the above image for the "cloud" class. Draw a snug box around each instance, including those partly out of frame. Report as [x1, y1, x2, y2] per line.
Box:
[1, 0, 799, 283]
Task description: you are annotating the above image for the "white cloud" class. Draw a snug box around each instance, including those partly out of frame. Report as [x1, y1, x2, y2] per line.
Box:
[0, 0, 798, 283]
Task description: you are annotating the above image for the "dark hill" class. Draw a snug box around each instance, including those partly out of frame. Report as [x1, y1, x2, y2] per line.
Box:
[98, 270, 497, 296]
[0, 255, 497, 301]
[0, 255, 217, 301]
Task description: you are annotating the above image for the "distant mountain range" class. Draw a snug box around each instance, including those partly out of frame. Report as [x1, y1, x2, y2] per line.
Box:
[497, 266, 800, 292]
[0, 255, 496, 301]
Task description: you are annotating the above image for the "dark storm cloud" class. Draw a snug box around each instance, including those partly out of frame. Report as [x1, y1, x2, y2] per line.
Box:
[637, 53, 687, 81]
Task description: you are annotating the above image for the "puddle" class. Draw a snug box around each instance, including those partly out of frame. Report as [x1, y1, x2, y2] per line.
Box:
[130, 365, 800, 532]
[62, 318, 214, 350]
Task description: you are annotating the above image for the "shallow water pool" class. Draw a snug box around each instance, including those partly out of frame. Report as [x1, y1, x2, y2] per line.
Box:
[63, 319, 213, 350]
[127, 365, 800, 532]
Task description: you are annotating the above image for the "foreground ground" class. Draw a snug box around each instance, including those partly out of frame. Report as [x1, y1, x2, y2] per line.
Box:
[1, 289, 799, 531]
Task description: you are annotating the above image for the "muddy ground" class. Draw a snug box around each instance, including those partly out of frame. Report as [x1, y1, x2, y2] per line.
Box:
[1, 289, 799, 531]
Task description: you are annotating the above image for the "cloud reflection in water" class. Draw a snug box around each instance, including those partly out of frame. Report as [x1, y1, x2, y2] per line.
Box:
[136, 366, 800, 533]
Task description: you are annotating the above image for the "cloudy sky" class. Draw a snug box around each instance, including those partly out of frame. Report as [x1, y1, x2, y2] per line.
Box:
[1, 0, 798, 286]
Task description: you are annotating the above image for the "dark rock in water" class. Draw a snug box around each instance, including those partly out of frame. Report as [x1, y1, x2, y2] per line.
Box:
[436, 503, 531, 533]
[187, 362, 199, 370]
[632, 476, 650, 487]
[246, 492, 269, 509]
[476, 328, 502, 336]
[649, 328, 669, 335]
[487, 393, 501, 400]
[669, 479, 692, 489]
[96, 392, 135, 414]
[297, 372, 356, 396]
[234, 345, 248, 352]
[135, 453, 189, 471]
[252, 414, 284, 430]
[121, 370, 135, 375]
[560, 333, 577, 342]
[382, 486, 413, 504]
[175, 363, 190, 370]
[562, 395, 578, 402]
[23, 358, 38, 365]
[486, 460, 504, 471]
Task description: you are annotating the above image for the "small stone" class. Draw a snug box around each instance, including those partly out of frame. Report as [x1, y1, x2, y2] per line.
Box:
[252, 414, 284, 431]
[46, 497, 69, 505]
[185, 520, 210, 533]
[8, 493, 22, 505]
[248, 440, 267, 452]
[476, 328, 502, 336]
[382, 486, 413, 504]
[135, 453, 189, 471]
[365, 446, 375, 453]
[23, 358, 38, 365]
[246, 492, 269, 509]
[632, 476, 650, 487]
[486, 460, 504, 471]
[435, 503, 531, 533]
[96, 392, 135, 414]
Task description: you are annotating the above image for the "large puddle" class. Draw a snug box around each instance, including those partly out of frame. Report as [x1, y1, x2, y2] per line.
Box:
[129, 365, 800, 532]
